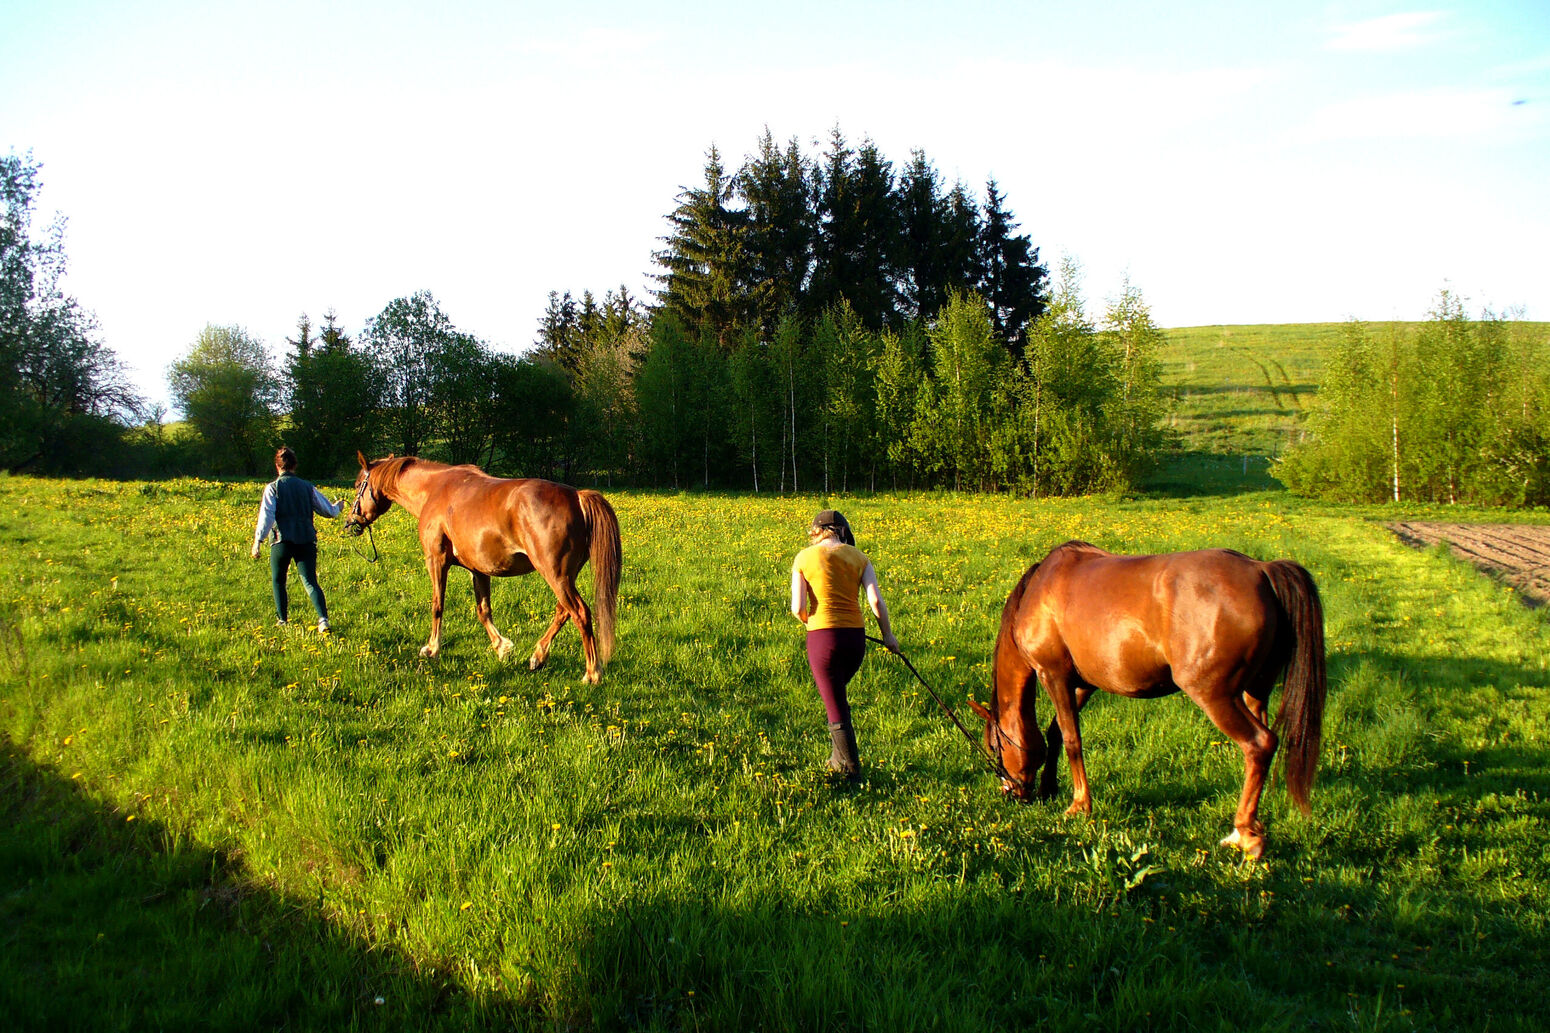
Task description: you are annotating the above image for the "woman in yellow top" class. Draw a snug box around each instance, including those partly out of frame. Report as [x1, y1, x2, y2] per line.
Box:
[790, 509, 900, 777]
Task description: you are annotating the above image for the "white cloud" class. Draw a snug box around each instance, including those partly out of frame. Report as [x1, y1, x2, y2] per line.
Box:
[1326, 11, 1448, 52]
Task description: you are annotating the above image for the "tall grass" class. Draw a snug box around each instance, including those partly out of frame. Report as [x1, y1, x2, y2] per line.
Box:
[3, 478, 1548, 1031]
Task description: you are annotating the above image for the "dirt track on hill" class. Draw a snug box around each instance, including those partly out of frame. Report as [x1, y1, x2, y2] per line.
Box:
[1388, 522, 1550, 607]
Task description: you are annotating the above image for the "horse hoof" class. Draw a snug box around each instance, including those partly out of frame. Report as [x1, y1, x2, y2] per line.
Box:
[1220, 829, 1265, 859]
[495, 638, 514, 661]
[420, 645, 439, 659]
[582, 670, 601, 686]
[528, 654, 546, 671]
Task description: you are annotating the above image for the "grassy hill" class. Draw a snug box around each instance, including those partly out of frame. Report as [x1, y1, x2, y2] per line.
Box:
[1148, 320, 1550, 495]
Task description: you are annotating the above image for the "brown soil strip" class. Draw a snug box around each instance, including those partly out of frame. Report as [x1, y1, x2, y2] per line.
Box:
[1388, 522, 1550, 608]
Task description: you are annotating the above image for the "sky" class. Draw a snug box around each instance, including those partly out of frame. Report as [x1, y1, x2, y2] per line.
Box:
[3, 0, 1547, 411]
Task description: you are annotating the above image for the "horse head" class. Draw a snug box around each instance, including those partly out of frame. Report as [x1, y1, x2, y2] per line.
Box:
[345, 451, 395, 535]
[967, 694, 1035, 801]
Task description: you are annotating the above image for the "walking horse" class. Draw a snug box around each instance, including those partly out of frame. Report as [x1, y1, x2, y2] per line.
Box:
[968, 541, 1326, 858]
[346, 453, 622, 684]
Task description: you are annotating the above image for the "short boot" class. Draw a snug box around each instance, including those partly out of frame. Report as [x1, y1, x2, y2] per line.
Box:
[826, 720, 861, 778]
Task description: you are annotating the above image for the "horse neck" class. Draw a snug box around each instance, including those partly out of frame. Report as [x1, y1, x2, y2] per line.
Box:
[377, 458, 439, 519]
[990, 625, 1026, 725]
[990, 576, 1037, 729]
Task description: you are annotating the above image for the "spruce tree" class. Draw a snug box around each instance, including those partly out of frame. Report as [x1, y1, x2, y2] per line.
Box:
[978, 178, 1048, 361]
[740, 129, 815, 339]
[653, 146, 754, 349]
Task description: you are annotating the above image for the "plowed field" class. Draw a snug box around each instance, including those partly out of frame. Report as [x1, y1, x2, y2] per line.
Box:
[1389, 521, 1550, 607]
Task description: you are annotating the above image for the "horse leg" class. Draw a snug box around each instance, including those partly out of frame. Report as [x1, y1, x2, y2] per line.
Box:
[1039, 686, 1094, 802]
[554, 576, 599, 684]
[1042, 669, 1092, 815]
[528, 603, 569, 672]
[470, 572, 514, 661]
[421, 551, 450, 659]
[1199, 694, 1278, 859]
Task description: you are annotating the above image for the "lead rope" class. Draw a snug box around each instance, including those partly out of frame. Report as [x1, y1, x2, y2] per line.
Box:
[349, 522, 379, 563]
[865, 635, 1024, 789]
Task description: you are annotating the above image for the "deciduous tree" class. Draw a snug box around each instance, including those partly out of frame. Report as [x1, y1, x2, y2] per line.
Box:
[168, 324, 278, 474]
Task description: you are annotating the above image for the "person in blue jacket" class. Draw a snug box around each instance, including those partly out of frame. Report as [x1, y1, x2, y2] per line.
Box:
[251, 446, 344, 632]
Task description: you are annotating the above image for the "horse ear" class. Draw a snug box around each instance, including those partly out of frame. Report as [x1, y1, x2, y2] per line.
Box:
[356, 450, 368, 468]
[966, 698, 993, 722]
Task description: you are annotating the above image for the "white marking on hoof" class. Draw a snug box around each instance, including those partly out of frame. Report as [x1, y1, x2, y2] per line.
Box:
[420, 644, 439, 659]
[495, 637, 514, 660]
[528, 653, 546, 671]
[1220, 828, 1265, 859]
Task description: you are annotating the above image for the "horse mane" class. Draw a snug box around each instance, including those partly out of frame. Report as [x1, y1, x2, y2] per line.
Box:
[990, 560, 1042, 716]
[372, 455, 432, 497]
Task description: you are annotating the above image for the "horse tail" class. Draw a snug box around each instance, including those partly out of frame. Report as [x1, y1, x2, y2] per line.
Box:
[1263, 560, 1327, 815]
[579, 490, 622, 666]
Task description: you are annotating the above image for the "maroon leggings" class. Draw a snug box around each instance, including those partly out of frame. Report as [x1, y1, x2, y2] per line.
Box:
[806, 627, 866, 724]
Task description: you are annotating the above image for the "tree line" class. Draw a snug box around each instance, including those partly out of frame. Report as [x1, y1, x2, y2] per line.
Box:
[1277, 292, 1550, 505]
[158, 262, 1166, 496]
[5, 135, 1171, 493]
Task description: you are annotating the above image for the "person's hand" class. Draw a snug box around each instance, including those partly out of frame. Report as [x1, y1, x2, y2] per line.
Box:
[250, 544, 260, 560]
[882, 631, 901, 654]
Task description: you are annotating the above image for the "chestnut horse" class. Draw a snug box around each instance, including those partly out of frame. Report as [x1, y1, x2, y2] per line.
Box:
[345, 453, 622, 684]
[967, 541, 1325, 858]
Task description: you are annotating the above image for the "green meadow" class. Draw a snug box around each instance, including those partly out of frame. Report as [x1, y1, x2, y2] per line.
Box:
[3, 472, 1548, 1031]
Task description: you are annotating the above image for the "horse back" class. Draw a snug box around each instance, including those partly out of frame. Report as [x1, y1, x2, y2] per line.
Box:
[423, 471, 584, 574]
[1019, 543, 1279, 697]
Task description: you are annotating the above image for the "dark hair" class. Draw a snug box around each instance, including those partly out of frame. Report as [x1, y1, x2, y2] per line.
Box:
[275, 446, 297, 471]
[809, 509, 855, 546]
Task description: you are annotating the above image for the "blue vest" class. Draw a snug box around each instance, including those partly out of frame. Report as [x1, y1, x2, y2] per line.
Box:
[273, 474, 318, 544]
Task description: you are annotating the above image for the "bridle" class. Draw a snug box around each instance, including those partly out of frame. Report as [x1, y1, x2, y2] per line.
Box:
[981, 664, 1038, 797]
[984, 707, 1036, 797]
[344, 471, 380, 563]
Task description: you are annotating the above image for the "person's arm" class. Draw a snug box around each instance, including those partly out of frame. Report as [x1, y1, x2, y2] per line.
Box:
[790, 560, 811, 623]
[862, 561, 900, 653]
[251, 483, 278, 558]
[311, 484, 343, 519]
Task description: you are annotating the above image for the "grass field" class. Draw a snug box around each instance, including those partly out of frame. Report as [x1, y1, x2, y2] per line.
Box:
[3, 475, 1548, 1031]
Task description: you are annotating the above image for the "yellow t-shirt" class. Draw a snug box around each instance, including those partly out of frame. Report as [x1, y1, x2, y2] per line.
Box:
[795, 543, 870, 630]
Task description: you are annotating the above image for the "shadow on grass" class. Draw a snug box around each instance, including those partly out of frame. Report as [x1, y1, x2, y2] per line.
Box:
[0, 740, 521, 1033]
[1327, 646, 1550, 799]
[563, 871, 1540, 1032]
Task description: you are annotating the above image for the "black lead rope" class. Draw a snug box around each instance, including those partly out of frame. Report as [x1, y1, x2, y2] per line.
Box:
[865, 635, 1020, 786]
[348, 522, 379, 564]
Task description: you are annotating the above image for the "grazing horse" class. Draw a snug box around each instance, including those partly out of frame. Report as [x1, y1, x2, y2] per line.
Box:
[967, 541, 1326, 858]
[345, 453, 622, 684]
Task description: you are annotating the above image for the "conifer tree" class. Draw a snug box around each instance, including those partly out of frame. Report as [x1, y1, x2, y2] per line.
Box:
[740, 129, 815, 339]
[809, 131, 900, 329]
[978, 178, 1047, 361]
[654, 146, 754, 349]
[896, 151, 945, 320]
